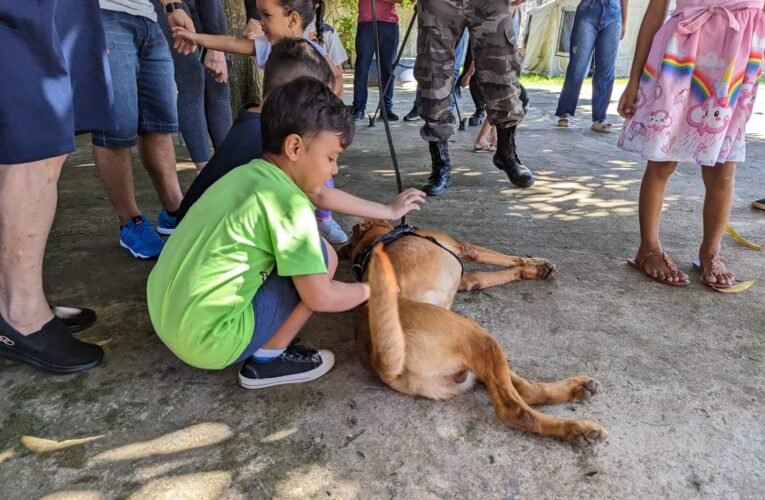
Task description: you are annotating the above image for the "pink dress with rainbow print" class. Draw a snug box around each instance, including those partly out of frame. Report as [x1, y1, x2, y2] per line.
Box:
[618, 1, 765, 165]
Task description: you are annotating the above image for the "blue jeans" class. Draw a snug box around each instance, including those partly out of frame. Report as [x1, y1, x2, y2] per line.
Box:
[92, 9, 178, 148]
[157, 0, 233, 163]
[353, 21, 399, 112]
[412, 28, 469, 113]
[555, 0, 622, 123]
[233, 241, 329, 364]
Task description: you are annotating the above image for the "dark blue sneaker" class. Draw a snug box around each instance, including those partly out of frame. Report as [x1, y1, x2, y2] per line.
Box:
[238, 343, 335, 389]
[156, 209, 177, 235]
[119, 214, 164, 260]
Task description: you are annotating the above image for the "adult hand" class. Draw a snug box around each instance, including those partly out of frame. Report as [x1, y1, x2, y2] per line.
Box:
[167, 10, 198, 55]
[387, 188, 427, 219]
[621, 23, 626, 40]
[617, 83, 638, 118]
[204, 49, 228, 84]
[243, 18, 263, 39]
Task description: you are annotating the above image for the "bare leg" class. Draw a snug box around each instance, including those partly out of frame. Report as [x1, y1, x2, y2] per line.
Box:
[474, 120, 494, 149]
[699, 162, 736, 286]
[93, 145, 141, 225]
[137, 133, 182, 213]
[635, 160, 688, 283]
[0, 156, 65, 334]
[260, 239, 338, 349]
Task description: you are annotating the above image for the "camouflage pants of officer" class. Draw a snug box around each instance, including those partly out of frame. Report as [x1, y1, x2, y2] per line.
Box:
[415, 0, 525, 142]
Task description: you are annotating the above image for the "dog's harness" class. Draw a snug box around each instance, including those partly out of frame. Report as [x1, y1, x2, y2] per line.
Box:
[351, 224, 464, 282]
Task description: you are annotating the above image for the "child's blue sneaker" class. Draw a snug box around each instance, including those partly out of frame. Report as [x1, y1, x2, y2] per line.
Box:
[156, 209, 177, 235]
[119, 215, 164, 260]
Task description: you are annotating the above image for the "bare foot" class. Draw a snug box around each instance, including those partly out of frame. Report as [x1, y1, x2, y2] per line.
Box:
[698, 254, 734, 288]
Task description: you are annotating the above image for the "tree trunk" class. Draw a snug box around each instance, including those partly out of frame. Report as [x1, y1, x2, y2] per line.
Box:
[222, 0, 263, 112]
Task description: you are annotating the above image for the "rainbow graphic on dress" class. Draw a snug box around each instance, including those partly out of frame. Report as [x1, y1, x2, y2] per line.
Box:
[640, 63, 657, 83]
[746, 51, 764, 77]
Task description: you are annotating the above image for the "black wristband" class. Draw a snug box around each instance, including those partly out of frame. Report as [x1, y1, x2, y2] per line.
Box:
[165, 2, 184, 14]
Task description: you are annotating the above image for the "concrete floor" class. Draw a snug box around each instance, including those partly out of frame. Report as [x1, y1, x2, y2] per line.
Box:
[1, 80, 764, 499]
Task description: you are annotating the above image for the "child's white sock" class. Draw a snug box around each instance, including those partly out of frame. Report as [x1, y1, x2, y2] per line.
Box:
[250, 347, 285, 363]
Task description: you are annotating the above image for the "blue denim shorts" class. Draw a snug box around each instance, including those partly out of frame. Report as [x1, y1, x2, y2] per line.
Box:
[233, 242, 329, 364]
[92, 10, 178, 149]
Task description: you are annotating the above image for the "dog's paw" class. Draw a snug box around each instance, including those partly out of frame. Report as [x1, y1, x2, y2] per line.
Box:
[538, 261, 557, 280]
[566, 421, 608, 447]
[573, 378, 602, 401]
[518, 260, 556, 281]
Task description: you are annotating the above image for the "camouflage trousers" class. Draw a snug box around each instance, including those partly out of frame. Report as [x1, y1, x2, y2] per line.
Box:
[415, 0, 525, 142]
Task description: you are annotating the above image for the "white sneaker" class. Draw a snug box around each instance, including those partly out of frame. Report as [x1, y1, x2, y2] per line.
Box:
[557, 113, 570, 127]
[591, 120, 613, 133]
[318, 219, 349, 245]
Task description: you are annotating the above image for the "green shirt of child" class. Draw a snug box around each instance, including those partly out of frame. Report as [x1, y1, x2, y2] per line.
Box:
[146, 159, 326, 369]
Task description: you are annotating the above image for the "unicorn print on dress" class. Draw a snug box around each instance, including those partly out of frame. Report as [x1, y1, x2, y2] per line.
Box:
[687, 95, 732, 136]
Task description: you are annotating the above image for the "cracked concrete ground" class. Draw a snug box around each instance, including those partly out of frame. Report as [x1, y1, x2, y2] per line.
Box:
[1, 79, 763, 499]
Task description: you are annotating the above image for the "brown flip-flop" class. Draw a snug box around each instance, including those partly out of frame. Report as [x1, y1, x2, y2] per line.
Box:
[627, 252, 689, 287]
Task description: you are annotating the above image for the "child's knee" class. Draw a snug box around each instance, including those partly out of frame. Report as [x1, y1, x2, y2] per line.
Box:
[702, 163, 736, 190]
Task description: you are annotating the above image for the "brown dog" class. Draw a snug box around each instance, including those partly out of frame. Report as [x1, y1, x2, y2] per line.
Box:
[343, 220, 607, 445]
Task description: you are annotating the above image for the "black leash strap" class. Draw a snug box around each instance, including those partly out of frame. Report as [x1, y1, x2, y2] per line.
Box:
[371, 0, 406, 226]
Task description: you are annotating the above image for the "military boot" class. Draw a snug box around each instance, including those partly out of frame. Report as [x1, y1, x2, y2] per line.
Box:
[423, 141, 451, 196]
[493, 126, 534, 188]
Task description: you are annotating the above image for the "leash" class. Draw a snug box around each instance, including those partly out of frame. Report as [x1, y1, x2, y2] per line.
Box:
[371, 0, 407, 225]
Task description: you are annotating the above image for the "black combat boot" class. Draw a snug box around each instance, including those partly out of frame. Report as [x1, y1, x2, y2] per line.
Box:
[423, 141, 451, 196]
[493, 126, 534, 188]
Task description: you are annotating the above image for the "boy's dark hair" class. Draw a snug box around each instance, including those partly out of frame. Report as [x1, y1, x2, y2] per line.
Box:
[262, 77, 354, 154]
[263, 38, 334, 96]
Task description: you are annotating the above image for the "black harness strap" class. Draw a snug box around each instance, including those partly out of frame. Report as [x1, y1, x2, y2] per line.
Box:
[351, 224, 464, 282]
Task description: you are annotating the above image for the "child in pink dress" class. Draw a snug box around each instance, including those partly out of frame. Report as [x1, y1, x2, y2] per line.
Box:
[618, 0, 765, 288]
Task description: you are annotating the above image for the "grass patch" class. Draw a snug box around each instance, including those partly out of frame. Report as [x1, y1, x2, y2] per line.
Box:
[520, 73, 630, 87]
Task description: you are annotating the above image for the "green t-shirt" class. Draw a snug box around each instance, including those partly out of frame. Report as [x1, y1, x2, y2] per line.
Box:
[146, 159, 327, 369]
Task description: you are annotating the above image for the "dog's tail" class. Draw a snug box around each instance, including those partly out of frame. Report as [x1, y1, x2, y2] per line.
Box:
[367, 244, 406, 381]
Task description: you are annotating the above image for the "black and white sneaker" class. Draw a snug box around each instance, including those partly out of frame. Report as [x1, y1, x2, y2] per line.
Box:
[238, 343, 335, 389]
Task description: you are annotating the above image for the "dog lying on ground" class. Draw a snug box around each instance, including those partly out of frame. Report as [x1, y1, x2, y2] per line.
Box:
[342, 220, 607, 445]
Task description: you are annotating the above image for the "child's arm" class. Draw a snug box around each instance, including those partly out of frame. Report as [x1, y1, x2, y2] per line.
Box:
[617, 0, 669, 118]
[172, 27, 255, 56]
[307, 187, 426, 220]
[293, 274, 370, 312]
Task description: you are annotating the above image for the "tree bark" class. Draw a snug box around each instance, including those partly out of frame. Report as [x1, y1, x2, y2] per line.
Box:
[222, 0, 263, 112]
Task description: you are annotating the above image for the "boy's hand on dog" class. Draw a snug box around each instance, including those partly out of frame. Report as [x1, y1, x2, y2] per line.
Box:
[387, 188, 426, 219]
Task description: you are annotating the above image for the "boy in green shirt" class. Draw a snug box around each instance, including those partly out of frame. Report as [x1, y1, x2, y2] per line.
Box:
[147, 76, 424, 388]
